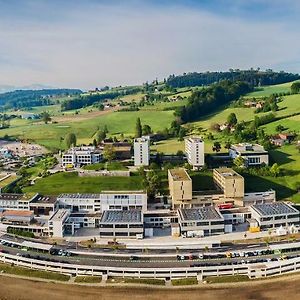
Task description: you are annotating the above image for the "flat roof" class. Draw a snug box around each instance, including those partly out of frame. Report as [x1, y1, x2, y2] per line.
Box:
[2, 210, 33, 217]
[179, 206, 223, 221]
[231, 143, 268, 154]
[0, 193, 24, 201]
[58, 193, 101, 199]
[251, 202, 299, 216]
[185, 137, 203, 143]
[214, 168, 243, 179]
[169, 168, 191, 181]
[49, 209, 69, 222]
[31, 194, 57, 204]
[101, 190, 146, 195]
[100, 210, 142, 223]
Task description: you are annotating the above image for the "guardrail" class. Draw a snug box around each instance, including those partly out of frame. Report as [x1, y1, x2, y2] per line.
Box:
[1, 252, 300, 281]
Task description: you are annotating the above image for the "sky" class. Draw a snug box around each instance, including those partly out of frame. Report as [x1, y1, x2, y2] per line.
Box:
[0, 0, 300, 90]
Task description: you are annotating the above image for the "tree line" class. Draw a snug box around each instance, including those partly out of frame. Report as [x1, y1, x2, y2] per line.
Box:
[61, 87, 143, 111]
[166, 69, 300, 88]
[0, 89, 82, 109]
[175, 80, 252, 123]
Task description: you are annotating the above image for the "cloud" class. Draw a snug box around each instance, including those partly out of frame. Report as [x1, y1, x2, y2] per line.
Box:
[0, 0, 299, 89]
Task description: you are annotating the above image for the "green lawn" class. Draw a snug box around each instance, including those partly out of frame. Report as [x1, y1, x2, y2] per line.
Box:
[74, 276, 102, 283]
[244, 144, 300, 202]
[245, 81, 298, 98]
[107, 277, 165, 285]
[23, 172, 143, 195]
[82, 161, 128, 171]
[171, 277, 198, 286]
[205, 275, 250, 284]
[0, 263, 70, 281]
[0, 110, 175, 150]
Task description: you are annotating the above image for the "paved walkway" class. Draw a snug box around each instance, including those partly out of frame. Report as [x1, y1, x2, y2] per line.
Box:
[65, 230, 276, 248]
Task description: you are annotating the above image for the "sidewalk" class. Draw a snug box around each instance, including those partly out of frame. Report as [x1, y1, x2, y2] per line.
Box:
[65, 230, 274, 249]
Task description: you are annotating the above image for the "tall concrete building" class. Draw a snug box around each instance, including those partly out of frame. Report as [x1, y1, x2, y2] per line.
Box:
[185, 137, 205, 170]
[168, 168, 192, 209]
[213, 168, 244, 199]
[134, 136, 150, 166]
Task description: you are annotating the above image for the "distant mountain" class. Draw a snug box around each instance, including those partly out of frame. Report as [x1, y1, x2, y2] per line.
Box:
[0, 83, 54, 93]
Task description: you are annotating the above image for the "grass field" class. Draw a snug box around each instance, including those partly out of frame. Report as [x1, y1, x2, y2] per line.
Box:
[0, 110, 175, 150]
[74, 276, 102, 284]
[0, 263, 69, 281]
[245, 81, 298, 97]
[107, 277, 165, 285]
[23, 172, 143, 195]
[171, 277, 198, 286]
[244, 144, 300, 202]
[82, 161, 128, 171]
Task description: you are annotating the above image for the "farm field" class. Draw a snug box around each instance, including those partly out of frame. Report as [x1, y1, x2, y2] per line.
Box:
[23, 172, 143, 195]
[245, 80, 298, 97]
[0, 110, 175, 150]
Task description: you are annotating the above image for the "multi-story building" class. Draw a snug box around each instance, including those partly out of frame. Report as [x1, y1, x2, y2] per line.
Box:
[185, 137, 205, 170]
[168, 168, 192, 209]
[213, 168, 244, 199]
[29, 194, 58, 216]
[62, 146, 102, 168]
[134, 136, 150, 166]
[0, 193, 37, 210]
[178, 206, 225, 237]
[57, 193, 101, 213]
[229, 143, 269, 166]
[48, 209, 72, 238]
[100, 191, 147, 212]
[57, 191, 147, 213]
[250, 202, 300, 230]
[99, 210, 144, 238]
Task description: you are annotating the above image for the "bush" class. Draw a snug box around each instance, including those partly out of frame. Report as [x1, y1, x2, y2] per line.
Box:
[7, 227, 35, 238]
[172, 277, 198, 286]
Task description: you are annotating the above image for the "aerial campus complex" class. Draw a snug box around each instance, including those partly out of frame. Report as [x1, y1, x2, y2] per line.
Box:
[0, 136, 300, 284]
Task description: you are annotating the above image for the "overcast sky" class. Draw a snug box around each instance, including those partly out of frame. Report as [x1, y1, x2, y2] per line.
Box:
[0, 0, 300, 89]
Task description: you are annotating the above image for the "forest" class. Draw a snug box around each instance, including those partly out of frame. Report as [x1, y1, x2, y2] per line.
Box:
[167, 69, 300, 88]
[0, 89, 82, 109]
[175, 80, 252, 123]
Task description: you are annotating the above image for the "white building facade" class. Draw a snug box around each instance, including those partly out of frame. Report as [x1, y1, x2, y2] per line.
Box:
[185, 137, 205, 169]
[134, 136, 150, 167]
[62, 146, 102, 168]
[229, 143, 269, 166]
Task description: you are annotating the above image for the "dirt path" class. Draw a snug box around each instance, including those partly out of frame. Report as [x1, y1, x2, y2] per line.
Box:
[0, 274, 299, 300]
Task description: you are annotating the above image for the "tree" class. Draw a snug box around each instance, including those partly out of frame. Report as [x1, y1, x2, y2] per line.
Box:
[212, 141, 221, 153]
[103, 125, 109, 134]
[65, 133, 77, 148]
[135, 118, 142, 138]
[40, 111, 51, 124]
[234, 156, 245, 167]
[291, 81, 300, 94]
[224, 141, 231, 150]
[178, 127, 186, 141]
[96, 130, 106, 143]
[270, 163, 280, 177]
[103, 144, 115, 162]
[275, 124, 285, 133]
[98, 103, 104, 111]
[142, 124, 152, 135]
[227, 112, 238, 126]
[143, 170, 160, 197]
